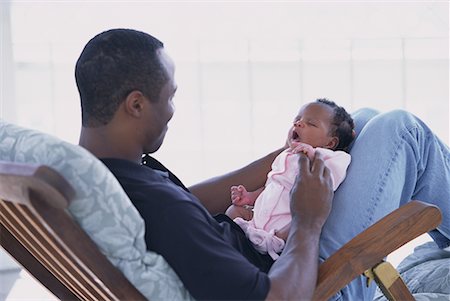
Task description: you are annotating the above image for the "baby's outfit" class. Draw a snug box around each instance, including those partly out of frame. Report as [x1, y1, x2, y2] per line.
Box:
[234, 147, 351, 259]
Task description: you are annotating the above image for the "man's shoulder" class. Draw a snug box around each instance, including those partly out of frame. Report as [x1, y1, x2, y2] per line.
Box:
[100, 157, 198, 208]
[101, 157, 164, 184]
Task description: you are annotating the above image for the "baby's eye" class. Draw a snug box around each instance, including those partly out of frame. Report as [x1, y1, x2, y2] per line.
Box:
[307, 122, 317, 127]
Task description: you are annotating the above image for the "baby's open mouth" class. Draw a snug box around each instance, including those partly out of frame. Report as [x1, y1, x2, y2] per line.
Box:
[292, 131, 300, 142]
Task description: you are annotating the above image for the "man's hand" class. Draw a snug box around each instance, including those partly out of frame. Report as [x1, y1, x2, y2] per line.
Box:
[266, 152, 333, 301]
[290, 151, 333, 230]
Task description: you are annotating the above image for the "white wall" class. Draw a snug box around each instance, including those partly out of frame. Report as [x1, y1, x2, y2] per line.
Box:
[2, 1, 448, 186]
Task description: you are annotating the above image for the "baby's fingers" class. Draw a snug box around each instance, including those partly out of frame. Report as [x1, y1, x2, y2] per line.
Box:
[231, 196, 241, 204]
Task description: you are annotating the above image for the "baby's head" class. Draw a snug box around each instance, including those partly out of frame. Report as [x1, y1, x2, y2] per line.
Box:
[289, 98, 355, 152]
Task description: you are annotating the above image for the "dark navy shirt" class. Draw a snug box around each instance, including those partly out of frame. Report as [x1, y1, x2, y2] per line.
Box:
[101, 156, 272, 300]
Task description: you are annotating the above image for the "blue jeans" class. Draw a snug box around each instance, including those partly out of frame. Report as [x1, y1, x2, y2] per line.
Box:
[320, 108, 450, 300]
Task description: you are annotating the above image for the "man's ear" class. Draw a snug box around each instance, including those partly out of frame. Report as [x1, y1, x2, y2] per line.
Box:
[326, 137, 339, 150]
[123, 90, 146, 118]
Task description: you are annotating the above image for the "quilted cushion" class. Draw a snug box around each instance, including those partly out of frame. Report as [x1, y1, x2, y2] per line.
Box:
[0, 120, 193, 301]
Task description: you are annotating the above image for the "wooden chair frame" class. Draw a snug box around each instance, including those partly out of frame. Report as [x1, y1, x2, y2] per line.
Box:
[0, 161, 442, 301]
[0, 161, 145, 300]
[314, 196, 441, 300]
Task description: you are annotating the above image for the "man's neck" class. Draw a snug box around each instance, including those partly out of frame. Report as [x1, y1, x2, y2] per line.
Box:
[79, 126, 143, 163]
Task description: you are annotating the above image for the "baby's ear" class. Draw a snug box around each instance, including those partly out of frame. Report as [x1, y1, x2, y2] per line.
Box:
[352, 129, 356, 139]
[326, 137, 339, 150]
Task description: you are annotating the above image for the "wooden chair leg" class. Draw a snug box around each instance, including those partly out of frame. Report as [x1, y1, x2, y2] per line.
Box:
[364, 261, 415, 301]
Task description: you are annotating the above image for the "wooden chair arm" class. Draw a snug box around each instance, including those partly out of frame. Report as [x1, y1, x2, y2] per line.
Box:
[313, 200, 442, 300]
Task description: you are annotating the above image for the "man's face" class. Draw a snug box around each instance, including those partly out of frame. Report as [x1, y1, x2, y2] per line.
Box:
[288, 102, 336, 149]
[143, 49, 177, 153]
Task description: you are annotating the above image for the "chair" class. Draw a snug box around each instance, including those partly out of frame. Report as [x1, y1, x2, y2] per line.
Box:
[0, 161, 145, 300]
[313, 199, 442, 301]
[0, 161, 442, 301]
[0, 120, 192, 300]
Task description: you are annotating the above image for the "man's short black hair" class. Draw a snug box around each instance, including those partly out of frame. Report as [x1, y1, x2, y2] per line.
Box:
[316, 98, 355, 152]
[75, 28, 167, 127]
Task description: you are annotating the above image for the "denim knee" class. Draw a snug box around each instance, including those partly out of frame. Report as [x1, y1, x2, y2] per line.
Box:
[349, 108, 380, 151]
[379, 109, 414, 121]
[372, 109, 420, 136]
[352, 107, 380, 117]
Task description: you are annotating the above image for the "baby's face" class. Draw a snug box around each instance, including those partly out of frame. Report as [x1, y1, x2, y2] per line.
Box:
[289, 102, 337, 149]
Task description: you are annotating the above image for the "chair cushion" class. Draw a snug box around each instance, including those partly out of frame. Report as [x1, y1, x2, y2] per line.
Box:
[0, 120, 193, 300]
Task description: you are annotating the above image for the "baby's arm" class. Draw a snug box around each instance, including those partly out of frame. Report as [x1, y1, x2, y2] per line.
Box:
[230, 185, 264, 206]
[225, 204, 254, 221]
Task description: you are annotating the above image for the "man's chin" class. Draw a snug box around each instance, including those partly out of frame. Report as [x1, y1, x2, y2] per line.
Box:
[144, 139, 165, 154]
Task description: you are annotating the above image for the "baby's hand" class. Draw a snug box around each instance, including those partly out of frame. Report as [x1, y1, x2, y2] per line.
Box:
[291, 142, 315, 160]
[231, 185, 254, 206]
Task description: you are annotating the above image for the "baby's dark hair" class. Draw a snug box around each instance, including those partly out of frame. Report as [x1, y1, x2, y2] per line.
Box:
[316, 98, 355, 152]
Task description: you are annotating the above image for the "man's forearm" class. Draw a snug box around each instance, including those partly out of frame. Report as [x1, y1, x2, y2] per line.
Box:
[189, 147, 284, 214]
[266, 221, 322, 301]
[267, 152, 332, 300]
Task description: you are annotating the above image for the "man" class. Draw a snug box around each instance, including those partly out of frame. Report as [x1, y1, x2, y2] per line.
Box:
[77, 29, 450, 300]
[76, 28, 333, 300]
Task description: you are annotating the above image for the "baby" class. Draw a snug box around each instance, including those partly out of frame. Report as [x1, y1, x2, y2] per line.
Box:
[226, 98, 355, 259]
